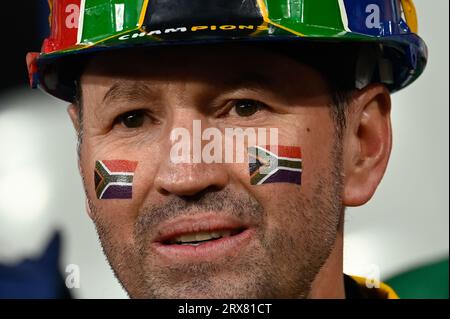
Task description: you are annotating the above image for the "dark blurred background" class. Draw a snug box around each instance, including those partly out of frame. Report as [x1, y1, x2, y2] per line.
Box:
[0, 2, 48, 93]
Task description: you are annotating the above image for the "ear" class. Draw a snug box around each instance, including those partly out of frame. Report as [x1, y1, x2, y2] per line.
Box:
[67, 104, 83, 172]
[67, 104, 81, 133]
[85, 198, 95, 220]
[342, 84, 392, 207]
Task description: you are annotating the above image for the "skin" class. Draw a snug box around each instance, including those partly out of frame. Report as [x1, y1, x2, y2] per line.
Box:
[68, 44, 392, 298]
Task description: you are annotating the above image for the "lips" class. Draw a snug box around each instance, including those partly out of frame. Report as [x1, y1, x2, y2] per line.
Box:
[164, 229, 243, 245]
[151, 213, 253, 262]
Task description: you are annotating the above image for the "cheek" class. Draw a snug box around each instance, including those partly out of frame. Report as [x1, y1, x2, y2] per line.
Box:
[300, 132, 336, 191]
[81, 139, 164, 226]
[276, 114, 336, 187]
[234, 126, 334, 189]
[231, 118, 336, 222]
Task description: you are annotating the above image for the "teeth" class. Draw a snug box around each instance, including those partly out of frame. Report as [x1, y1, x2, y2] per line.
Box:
[195, 232, 214, 242]
[171, 230, 234, 245]
[175, 233, 197, 243]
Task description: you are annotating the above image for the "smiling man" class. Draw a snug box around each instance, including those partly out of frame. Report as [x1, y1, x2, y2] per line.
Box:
[27, 0, 427, 299]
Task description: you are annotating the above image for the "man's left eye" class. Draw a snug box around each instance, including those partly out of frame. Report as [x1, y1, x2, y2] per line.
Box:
[231, 100, 266, 117]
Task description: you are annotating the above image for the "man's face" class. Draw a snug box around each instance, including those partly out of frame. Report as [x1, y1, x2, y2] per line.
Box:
[78, 45, 344, 298]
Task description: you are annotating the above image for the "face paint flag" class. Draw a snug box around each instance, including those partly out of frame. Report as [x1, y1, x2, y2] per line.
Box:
[248, 145, 302, 185]
[95, 160, 138, 199]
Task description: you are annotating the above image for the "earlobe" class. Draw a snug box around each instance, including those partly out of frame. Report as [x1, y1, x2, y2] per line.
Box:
[342, 85, 392, 207]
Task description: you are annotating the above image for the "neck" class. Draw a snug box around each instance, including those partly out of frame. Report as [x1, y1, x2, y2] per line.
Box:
[308, 230, 345, 299]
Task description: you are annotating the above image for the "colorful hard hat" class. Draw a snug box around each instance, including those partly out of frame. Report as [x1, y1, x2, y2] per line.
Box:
[27, 0, 428, 102]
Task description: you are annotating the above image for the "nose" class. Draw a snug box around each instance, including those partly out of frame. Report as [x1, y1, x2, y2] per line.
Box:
[154, 162, 229, 197]
[154, 113, 229, 197]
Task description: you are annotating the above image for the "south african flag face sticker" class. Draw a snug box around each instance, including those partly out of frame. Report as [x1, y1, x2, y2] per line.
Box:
[94, 160, 138, 199]
[248, 146, 302, 185]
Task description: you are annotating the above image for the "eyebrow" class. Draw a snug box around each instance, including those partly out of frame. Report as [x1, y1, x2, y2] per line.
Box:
[102, 81, 157, 106]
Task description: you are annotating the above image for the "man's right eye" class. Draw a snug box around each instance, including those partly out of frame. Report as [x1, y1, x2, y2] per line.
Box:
[116, 110, 146, 128]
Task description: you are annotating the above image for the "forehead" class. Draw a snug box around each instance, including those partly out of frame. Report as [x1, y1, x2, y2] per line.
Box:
[79, 44, 330, 107]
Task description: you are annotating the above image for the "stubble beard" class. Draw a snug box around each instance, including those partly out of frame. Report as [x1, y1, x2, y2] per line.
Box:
[85, 142, 344, 298]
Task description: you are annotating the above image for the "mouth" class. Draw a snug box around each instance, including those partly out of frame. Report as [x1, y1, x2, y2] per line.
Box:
[151, 214, 253, 262]
[162, 228, 246, 246]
